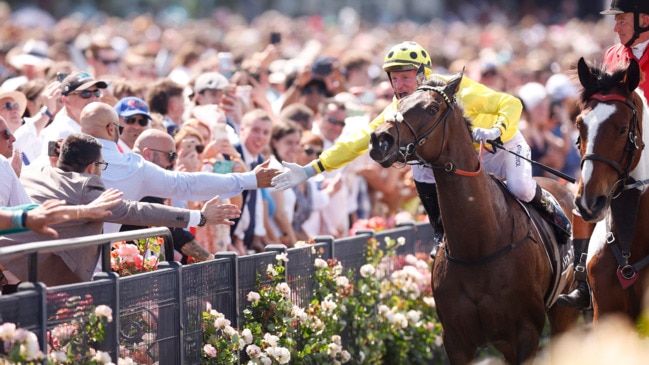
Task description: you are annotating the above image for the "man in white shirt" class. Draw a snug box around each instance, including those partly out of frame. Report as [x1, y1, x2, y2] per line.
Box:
[37, 71, 108, 160]
[79, 102, 279, 234]
[0, 117, 31, 206]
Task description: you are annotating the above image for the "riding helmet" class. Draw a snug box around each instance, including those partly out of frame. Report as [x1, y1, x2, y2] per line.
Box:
[601, 0, 649, 15]
[382, 41, 432, 77]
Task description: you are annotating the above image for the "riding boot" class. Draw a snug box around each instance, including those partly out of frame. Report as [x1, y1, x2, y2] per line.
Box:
[557, 238, 591, 309]
[414, 181, 444, 259]
[530, 185, 571, 246]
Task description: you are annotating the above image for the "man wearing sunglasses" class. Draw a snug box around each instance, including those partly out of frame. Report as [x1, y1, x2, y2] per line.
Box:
[37, 71, 107, 165]
[114, 96, 151, 153]
[79, 102, 280, 235]
[0, 90, 27, 133]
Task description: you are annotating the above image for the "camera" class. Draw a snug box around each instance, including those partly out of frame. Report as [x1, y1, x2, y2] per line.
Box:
[311, 57, 336, 77]
[48, 141, 59, 157]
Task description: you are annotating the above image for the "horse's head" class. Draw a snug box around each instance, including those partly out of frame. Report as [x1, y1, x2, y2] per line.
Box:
[369, 71, 464, 168]
[574, 57, 645, 221]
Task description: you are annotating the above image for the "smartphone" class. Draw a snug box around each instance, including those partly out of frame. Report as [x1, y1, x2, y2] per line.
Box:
[312, 61, 333, 76]
[56, 72, 69, 82]
[213, 123, 229, 142]
[48, 141, 59, 157]
[213, 160, 235, 174]
[235, 85, 252, 106]
[270, 32, 281, 45]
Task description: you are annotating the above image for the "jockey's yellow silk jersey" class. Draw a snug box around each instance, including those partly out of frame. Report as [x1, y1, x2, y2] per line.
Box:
[310, 75, 523, 174]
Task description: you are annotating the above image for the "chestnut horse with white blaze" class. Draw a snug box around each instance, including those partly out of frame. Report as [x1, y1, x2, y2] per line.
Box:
[574, 57, 649, 322]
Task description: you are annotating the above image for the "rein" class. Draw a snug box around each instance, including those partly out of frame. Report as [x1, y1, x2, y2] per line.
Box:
[585, 92, 648, 296]
[386, 85, 481, 177]
[581, 93, 642, 194]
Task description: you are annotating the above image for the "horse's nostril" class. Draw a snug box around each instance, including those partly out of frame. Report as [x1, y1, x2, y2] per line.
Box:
[370, 132, 394, 151]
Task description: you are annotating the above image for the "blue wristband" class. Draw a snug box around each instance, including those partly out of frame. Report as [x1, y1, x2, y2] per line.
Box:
[303, 165, 316, 178]
[11, 211, 23, 229]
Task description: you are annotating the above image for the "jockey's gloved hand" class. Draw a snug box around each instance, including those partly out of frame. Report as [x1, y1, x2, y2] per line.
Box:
[271, 161, 315, 190]
[472, 127, 502, 144]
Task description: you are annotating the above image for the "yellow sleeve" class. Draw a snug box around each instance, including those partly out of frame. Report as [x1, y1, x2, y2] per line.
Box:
[309, 100, 396, 173]
[455, 76, 522, 143]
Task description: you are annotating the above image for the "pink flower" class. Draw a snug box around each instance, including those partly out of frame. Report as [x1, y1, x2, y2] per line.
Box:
[203, 343, 217, 357]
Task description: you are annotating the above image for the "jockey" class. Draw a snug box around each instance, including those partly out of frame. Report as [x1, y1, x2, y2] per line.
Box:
[271, 41, 571, 252]
[602, 0, 649, 96]
[557, 0, 649, 310]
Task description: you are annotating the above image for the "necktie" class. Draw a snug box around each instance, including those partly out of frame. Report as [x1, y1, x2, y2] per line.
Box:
[243, 159, 259, 247]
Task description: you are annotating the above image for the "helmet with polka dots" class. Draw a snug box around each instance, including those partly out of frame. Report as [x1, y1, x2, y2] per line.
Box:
[382, 41, 432, 77]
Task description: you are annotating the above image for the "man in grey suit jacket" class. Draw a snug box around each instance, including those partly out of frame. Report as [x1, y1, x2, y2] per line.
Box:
[0, 133, 240, 286]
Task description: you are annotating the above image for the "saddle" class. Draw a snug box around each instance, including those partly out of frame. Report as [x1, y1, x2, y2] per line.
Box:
[494, 179, 574, 308]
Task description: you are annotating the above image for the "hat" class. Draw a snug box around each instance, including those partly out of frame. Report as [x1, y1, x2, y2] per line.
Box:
[545, 74, 578, 101]
[518, 82, 547, 110]
[0, 89, 27, 116]
[114, 97, 152, 119]
[194, 72, 229, 94]
[601, 0, 649, 15]
[8, 39, 52, 69]
[61, 71, 108, 96]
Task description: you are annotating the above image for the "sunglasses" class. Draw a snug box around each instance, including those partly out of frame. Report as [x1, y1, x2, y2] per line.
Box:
[327, 116, 346, 127]
[301, 87, 326, 95]
[125, 116, 149, 127]
[94, 161, 109, 171]
[149, 148, 178, 163]
[109, 123, 124, 134]
[2, 102, 19, 111]
[1, 128, 11, 140]
[70, 89, 102, 99]
[303, 146, 322, 157]
[99, 58, 120, 65]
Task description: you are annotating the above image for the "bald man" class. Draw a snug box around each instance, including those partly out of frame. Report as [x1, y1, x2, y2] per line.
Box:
[121, 129, 214, 263]
[79, 102, 279, 234]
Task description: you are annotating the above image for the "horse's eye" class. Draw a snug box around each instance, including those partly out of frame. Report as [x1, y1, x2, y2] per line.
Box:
[619, 126, 628, 136]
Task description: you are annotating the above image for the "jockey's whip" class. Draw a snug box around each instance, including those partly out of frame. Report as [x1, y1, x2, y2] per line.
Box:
[487, 138, 577, 184]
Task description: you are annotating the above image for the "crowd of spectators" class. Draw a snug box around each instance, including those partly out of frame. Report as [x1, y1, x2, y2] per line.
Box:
[0, 2, 618, 285]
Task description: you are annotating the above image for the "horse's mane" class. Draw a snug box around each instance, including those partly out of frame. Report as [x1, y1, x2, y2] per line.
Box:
[577, 60, 644, 107]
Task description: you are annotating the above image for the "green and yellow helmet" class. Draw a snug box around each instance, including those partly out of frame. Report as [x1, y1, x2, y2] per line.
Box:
[382, 41, 432, 77]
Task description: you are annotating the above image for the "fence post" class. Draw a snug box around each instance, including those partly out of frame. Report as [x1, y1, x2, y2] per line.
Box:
[157, 261, 183, 365]
[92, 271, 120, 363]
[314, 235, 335, 260]
[16, 282, 47, 356]
[214, 251, 238, 328]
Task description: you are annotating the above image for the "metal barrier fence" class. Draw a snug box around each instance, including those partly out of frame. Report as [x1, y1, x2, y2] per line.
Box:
[0, 222, 435, 364]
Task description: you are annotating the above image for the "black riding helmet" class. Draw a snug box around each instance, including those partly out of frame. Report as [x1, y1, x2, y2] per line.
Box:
[602, 0, 649, 47]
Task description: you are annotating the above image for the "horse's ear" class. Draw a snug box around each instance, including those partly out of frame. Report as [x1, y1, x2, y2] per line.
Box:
[416, 64, 427, 85]
[624, 59, 640, 93]
[577, 57, 595, 90]
[444, 67, 464, 97]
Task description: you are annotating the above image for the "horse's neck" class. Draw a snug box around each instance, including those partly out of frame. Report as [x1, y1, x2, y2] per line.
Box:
[631, 90, 649, 182]
[432, 138, 511, 251]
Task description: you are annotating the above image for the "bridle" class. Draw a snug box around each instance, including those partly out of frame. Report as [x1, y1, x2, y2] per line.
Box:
[580, 92, 644, 197]
[384, 85, 480, 177]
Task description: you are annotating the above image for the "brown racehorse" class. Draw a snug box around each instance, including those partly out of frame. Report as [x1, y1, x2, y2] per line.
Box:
[574, 57, 649, 323]
[368, 72, 579, 364]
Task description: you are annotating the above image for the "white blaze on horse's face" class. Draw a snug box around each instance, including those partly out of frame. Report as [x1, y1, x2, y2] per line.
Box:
[580, 103, 617, 184]
[384, 111, 404, 123]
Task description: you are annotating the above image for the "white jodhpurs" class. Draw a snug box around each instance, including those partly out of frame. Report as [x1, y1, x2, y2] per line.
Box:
[482, 130, 537, 203]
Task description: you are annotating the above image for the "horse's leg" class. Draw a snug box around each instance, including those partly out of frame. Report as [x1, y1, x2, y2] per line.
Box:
[441, 329, 477, 365]
[547, 304, 580, 334]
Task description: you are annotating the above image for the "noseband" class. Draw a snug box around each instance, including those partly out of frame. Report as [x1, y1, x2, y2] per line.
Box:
[581, 93, 643, 196]
[385, 86, 478, 175]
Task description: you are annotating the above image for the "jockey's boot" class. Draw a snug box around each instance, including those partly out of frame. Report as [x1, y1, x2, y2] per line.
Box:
[414, 181, 444, 259]
[557, 238, 592, 309]
[530, 185, 571, 246]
